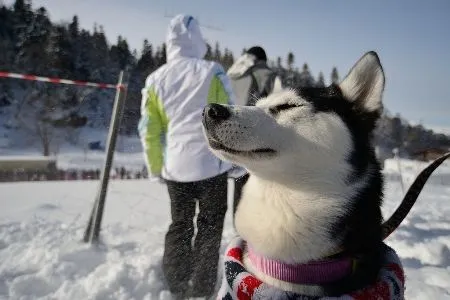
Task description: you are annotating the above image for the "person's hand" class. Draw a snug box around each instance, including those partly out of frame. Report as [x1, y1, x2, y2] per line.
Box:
[228, 165, 248, 179]
[149, 174, 166, 184]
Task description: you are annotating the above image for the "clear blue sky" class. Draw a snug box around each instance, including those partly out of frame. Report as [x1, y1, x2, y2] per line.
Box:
[4, 0, 450, 132]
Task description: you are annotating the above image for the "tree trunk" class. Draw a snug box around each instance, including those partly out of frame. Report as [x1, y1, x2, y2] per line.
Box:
[40, 124, 51, 156]
[42, 137, 50, 156]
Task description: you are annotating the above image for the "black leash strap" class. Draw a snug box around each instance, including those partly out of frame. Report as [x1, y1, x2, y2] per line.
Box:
[382, 152, 450, 240]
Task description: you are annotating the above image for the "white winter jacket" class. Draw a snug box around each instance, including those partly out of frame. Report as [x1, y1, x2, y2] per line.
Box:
[138, 14, 235, 182]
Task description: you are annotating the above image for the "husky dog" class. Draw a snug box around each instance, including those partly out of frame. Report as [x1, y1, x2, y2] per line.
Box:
[202, 52, 402, 298]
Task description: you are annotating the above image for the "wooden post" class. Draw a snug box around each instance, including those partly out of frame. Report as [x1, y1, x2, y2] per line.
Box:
[83, 70, 129, 243]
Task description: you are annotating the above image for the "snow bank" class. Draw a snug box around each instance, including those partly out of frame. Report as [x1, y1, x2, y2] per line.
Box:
[0, 180, 237, 299]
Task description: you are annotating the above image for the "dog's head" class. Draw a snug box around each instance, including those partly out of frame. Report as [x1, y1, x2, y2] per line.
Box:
[203, 52, 385, 186]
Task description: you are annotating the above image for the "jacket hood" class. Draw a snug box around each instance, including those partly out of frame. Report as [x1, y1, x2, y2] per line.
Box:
[165, 14, 207, 61]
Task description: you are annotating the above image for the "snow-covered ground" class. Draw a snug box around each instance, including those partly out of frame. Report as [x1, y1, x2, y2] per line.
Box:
[0, 178, 238, 300]
[0, 154, 449, 299]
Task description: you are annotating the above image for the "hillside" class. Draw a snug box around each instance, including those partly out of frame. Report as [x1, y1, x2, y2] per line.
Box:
[1, 0, 449, 158]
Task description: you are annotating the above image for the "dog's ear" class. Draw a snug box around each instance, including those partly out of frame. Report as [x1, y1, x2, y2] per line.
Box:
[339, 51, 385, 114]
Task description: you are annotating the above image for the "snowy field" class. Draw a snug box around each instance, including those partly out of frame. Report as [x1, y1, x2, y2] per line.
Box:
[0, 157, 449, 299]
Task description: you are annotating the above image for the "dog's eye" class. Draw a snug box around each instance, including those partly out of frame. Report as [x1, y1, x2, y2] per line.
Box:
[269, 103, 303, 115]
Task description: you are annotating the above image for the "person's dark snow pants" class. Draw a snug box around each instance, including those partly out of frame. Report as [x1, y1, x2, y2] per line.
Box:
[162, 172, 228, 297]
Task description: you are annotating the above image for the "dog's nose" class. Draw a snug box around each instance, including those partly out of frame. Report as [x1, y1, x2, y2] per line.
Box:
[203, 103, 230, 121]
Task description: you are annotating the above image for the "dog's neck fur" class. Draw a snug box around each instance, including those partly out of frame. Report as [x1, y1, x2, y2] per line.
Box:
[235, 173, 366, 264]
[235, 172, 377, 295]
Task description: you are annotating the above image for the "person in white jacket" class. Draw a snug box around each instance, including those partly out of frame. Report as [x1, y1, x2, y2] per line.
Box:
[138, 14, 235, 299]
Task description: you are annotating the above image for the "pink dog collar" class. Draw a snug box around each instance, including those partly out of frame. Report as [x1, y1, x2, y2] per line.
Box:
[247, 245, 353, 285]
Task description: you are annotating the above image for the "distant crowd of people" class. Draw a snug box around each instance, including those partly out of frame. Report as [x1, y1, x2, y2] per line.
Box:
[0, 166, 148, 182]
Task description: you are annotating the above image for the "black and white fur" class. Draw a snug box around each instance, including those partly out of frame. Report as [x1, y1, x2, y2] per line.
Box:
[202, 52, 387, 296]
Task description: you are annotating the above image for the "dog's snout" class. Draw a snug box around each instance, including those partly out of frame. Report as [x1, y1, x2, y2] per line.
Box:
[203, 103, 230, 122]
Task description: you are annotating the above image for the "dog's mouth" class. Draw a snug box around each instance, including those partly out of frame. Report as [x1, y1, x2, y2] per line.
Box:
[203, 113, 276, 158]
[208, 138, 276, 157]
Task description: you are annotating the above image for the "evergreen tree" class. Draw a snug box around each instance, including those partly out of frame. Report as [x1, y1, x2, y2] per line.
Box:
[46, 25, 74, 76]
[0, 5, 15, 70]
[214, 42, 221, 62]
[68, 15, 83, 79]
[161, 42, 167, 65]
[287, 52, 294, 70]
[316, 71, 325, 87]
[75, 29, 92, 79]
[298, 63, 315, 87]
[331, 67, 339, 84]
[13, 0, 32, 22]
[204, 43, 213, 60]
[15, 6, 52, 73]
[110, 35, 132, 69]
[276, 56, 282, 68]
[137, 39, 154, 74]
[68, 15, 79, 39]
[89, 25, 109, 81]
[222, 48, 234, 70]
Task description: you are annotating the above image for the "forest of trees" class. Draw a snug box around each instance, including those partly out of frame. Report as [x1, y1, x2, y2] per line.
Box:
[1, 0, 449, 156]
